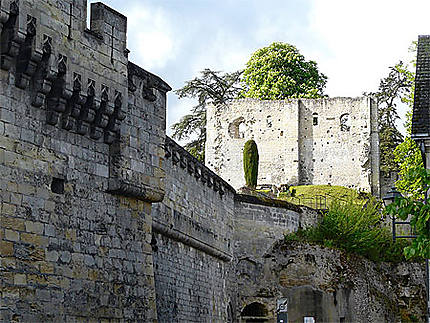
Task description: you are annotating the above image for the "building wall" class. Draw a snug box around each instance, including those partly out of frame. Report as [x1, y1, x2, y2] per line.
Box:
[151, 137, 236, 322]
[235, 241, 426, 323]
[1, 1, 422, 322]
[233, 196, 322, 321]
[206, 97, 380, 195]
[0, 1, 168, 321]
[206, 99, 300, 188]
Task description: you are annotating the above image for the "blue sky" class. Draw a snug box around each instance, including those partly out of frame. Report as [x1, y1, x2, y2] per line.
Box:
[89, 0, 430, 135]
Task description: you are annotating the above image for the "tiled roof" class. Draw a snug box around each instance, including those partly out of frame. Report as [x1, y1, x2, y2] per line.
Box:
[412, 35, 430, 137]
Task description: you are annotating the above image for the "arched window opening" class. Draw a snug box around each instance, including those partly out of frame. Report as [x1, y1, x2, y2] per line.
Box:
[312, 113, 318, 126]
[229, 117, 246, 139]
[241, 302, 268, 322]
[266, 115, 272, 128]
[340, 113, 350, 131]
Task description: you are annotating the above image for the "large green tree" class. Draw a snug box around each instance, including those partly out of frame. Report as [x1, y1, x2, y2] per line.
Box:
[367, 61, 414, 174]
[241, 42, 327, 99]
[171, 69, 243, 161]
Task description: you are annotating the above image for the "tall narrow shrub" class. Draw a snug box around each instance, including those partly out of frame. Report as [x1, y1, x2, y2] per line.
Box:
[243, 140, 259, 188]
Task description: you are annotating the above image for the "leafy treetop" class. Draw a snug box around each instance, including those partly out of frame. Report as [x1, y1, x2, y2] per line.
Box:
[241, 42, 327, 100]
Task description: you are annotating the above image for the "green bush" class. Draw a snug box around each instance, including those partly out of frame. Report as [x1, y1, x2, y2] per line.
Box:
[243, 140, 259, 188]
[285, 199, 418, 263]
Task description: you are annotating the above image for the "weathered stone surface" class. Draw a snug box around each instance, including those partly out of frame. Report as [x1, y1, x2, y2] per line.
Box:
[206, 97, 380, 196]
[1, 1, 424, 322]
[0, 0, 167, 321]
[234, 241, 426, 322]
[152, 136, 236, 322]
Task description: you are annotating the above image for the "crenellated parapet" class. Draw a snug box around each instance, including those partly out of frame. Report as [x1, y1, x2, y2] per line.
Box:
[1, 0, 128, 144]
[165, 136, 235, 197]
[1, 0, 172, 202]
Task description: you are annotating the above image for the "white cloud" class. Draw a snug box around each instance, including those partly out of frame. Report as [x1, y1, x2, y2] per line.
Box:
[189, 30, 249, 75]
[309, 0, 430, 97]
[126, 5, 178, 70]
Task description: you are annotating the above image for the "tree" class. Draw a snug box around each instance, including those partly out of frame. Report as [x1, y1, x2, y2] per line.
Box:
[171, 69, 243, 161]
[173, 42, 327, 159]
[386, 167, 430, 259]
[241, 42, 327, 100]
[366, 61, 414, 174]
[394, 137, 424, 199]
[243, 140, 259, 188]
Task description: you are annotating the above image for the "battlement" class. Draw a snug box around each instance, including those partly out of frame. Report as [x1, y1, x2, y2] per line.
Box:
[165, 136, 235, 197]
[0, 0, 128, 144]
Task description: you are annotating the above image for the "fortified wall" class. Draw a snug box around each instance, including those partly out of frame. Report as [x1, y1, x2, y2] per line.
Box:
[0, 1, 319, 321]
[1, 1, 425, 322]
[206, 97, 380, 196]
[0, 0, 169, 320]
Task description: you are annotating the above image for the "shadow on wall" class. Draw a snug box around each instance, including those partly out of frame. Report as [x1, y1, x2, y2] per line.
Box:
[298, 100, 314, 185]
[240, 302, 269, 322]
[239, 287, 351, 323]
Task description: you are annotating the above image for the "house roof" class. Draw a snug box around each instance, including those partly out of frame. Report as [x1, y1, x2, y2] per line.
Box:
[412, 35, 430, 138]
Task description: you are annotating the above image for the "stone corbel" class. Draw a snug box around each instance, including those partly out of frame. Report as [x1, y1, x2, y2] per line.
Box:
[31, 34, 56, 108]
[0, 1, 26, 70]
[46, 53, 73, 126]
[62, 70, 85, 132]
[104, 90, 122, 144]
[15, 14, 43, 89]
[91, 83, 112, 140]
[89, 82, 104, 140]
[0, 1, 12, 34]
[72, 73, 93, 135]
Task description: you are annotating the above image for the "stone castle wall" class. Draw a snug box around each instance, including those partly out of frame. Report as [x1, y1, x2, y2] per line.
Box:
[151, 137, 236, 322]
[206, 97, 380, 195]
[1, 1, 422, 322]
[0, 1, 168, 321]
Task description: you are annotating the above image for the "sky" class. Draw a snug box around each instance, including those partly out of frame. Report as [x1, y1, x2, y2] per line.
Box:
[89, 0, 430, 136]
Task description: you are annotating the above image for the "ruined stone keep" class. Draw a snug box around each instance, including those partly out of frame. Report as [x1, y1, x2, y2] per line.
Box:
[0, 1, 425, 322]
[206, 97, 381, 195]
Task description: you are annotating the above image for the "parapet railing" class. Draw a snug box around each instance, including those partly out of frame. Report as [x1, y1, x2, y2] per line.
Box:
[282, 194, 349, 210]
[164, 136, 236, 197]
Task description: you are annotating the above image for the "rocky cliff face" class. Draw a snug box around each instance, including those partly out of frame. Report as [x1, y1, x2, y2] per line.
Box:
[237, 240, 426, 323]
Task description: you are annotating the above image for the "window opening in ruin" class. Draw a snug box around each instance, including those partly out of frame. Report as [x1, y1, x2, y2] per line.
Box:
[340, 113, 350, 131]
[266, 115, 272, 128]
[312, 113, 318, 126]
[227, 302, 234, 323]
[228, 117, 246, 139]
[241, 302, 269, 322]
[304, 317, 315, 323]
[238, 122, 246, 138]
[51, 177, 65, 194]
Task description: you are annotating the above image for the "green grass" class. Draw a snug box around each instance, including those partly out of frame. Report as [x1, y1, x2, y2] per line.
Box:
[278, 185, 365, 208]
[285, 198, 420, 263]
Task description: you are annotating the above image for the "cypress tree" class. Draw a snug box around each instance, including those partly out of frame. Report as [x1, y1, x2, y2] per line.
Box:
[243, 140, 259, 188]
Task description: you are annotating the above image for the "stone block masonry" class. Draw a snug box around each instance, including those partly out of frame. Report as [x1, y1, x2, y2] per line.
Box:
[1, 0, 419, 322]
[1, 0, 169, 321]
[152, 136, 236, 322]
[206, 97, 381, 196]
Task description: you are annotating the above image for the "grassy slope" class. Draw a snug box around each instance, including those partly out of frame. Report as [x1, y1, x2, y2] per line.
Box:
[278, 185, 363, 208]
